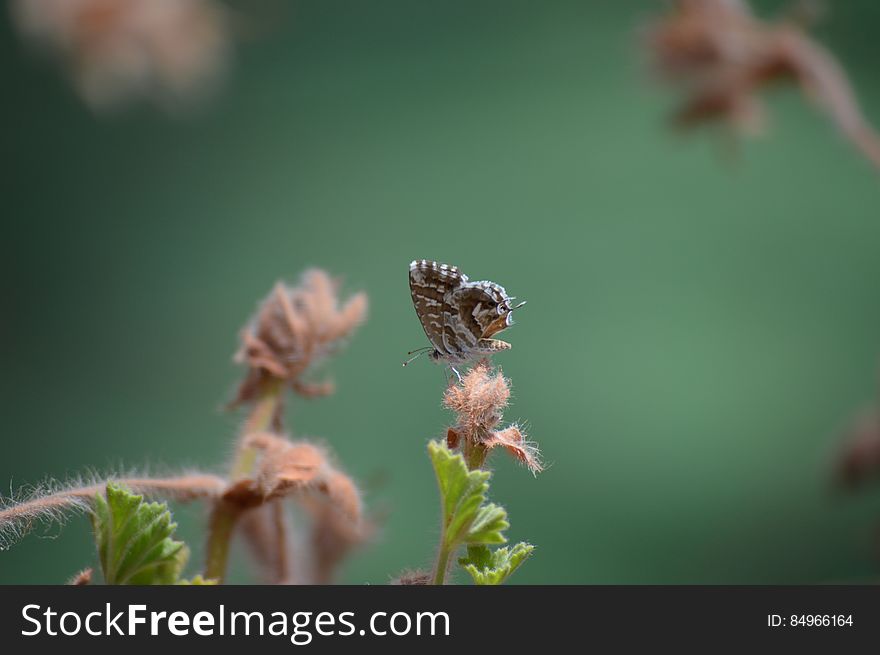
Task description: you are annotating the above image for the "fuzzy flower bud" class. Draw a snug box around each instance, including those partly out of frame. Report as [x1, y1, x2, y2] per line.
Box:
[444, 362, 542, 474]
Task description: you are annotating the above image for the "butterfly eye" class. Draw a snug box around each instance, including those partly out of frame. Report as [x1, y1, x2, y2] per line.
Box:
[497, 304, 507, 315]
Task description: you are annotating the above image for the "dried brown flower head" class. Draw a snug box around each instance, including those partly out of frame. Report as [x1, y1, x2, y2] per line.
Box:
[644, 0, 880, 167]
[222, 432, 362, 518]
[218, 431, 369, 583]
[444, 361, 542, 474]
[234, 270, 368, 404]
[11, 0, 230, 112]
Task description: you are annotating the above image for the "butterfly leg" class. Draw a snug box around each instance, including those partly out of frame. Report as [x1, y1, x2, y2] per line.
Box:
[448, 365, 463, 384]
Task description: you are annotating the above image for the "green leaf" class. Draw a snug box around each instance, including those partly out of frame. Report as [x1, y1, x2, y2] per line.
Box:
[464, 503, 509, 545]
[459, 542, 535, 585]
[92, 482, 189, 585]
[428, 440, 509, 550]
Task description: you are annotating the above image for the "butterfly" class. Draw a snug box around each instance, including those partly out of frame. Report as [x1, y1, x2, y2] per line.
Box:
[405, 260, 526, 373]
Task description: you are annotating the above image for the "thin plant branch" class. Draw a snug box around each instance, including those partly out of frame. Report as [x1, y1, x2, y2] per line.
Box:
[0, 473, 225, 549]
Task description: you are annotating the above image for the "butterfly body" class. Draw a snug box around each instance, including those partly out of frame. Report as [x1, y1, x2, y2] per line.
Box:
[407, 260, 524, 367]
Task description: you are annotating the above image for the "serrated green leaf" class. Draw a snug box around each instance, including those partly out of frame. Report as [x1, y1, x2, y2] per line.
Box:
[464, 503, 509, 544]
[428, 440, 509, 551]
[429, 441, 490, 522]
[92, 482, 189, 585]
[459, 542, 535, 585]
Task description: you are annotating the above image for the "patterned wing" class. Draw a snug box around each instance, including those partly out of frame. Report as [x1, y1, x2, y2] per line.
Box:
[448, 283, 499, 351]
[452, 280, 511, 340]
[409, 260, 468, 358]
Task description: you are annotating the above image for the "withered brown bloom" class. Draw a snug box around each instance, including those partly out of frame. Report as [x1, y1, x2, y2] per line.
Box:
[444, 361, 542, 474]
[10, 0, 230, 112]
[219, 431, 369, 584]
[644, 0, 880, 167]
[234, 270, 368, 405]
[224, 432, 363, 519]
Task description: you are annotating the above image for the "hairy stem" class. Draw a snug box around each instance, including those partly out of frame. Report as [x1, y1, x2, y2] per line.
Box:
[271, 500, 290, 583]
[204, 380, 283, 582]
[432, 543, 452, 585]
[231, 378, 284, 480]
[204, 501, 241, 581]
[432, 439, 487, 584]
[0, 474, 225, 545]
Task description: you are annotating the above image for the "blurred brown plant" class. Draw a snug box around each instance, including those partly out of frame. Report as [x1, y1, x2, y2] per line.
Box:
[203, 269, 369, 583]
[0, 266, 371, 585]
[216, 431, 369, 584]
[234, 270, 368, 406]
[644, 0, 880, 167]
[304, 486, 372, 584]
[836, 409, 880, 489]
[444, 361, 542, 474]
[223, 433, 362, 519]
[238, 502, 292, 583]
[10, 0, 230, 112]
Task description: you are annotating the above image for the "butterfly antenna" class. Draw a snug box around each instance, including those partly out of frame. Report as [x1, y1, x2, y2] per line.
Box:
[512, 300, 527, 310]
[402, 347, 431, 367]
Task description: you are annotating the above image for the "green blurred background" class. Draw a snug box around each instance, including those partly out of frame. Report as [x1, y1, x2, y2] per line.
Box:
[3, 0, 880, 584]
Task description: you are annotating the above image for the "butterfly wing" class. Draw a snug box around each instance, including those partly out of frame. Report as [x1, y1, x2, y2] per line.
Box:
[409, 260, 468, 359]
[452, 279, 513, 341]
[448, 283, 500, 350]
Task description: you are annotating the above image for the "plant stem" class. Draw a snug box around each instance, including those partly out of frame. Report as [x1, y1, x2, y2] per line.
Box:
[432, 539, 452, 586]
[463, 441, 488, 471]
[204, 501, 240, 581]
[432, 441, 487, 583]
[204, 379, 283, 582]
[271, 500, 290, 583]
[231, 379, 284, 480]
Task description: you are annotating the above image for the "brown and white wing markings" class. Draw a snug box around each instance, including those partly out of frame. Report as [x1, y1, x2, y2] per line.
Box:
[409, 259, 466, 360]
[450, 284, 498, 344]
[409, 260, 517, 365]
